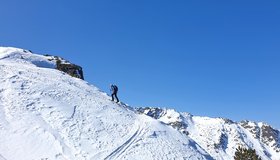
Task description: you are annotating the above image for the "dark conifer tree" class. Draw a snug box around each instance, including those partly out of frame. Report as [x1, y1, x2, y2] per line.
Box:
[234, 146, 262, 160]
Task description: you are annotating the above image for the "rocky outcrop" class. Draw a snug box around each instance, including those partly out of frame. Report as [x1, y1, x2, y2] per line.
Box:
[137, 107, 166, 119]
[240, 120, 280, 152]
[261, 124, 280, 152]
[139, 107, 280, 159]
[56, 59, 84, 80]
[214, 133, 228, 150]
[137, 107, 189, 135]
[240, 120, 261, 139]
[44, 55, 84, 80]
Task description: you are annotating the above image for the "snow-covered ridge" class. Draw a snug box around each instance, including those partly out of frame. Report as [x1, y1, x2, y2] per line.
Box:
[0, 46, 279, 160]
[0, 47, 211, 160]
[0, 47, 84, 80]
[137, 107, 280, 160]
[0, 47, 56, 68]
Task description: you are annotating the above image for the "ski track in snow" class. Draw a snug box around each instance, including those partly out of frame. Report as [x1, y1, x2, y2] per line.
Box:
[70, 105, 77, 119]
[104, 123, 144, 160]
[0, 154, 7, 160]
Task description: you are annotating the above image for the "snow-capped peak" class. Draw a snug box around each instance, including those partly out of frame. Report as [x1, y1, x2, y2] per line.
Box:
[137, 107, 280, 160]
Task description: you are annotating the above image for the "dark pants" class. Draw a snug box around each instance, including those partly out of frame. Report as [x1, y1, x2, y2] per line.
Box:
[111, 92, 119, 102]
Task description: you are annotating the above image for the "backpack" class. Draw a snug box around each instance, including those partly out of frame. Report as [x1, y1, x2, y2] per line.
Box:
[112, 85, 118, 92]
[114, 85, 118, 92]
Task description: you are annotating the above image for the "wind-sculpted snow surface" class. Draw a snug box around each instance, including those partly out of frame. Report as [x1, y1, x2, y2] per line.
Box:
[0, 47, 211, 160]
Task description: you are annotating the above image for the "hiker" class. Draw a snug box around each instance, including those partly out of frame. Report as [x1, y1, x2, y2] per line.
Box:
[110, 84, 119, 103]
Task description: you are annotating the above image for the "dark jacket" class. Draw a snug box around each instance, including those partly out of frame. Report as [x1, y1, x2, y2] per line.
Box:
[111, 85, 118, 94]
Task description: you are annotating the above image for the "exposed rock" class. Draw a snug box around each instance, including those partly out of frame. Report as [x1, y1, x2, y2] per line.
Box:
[221, 118, 234, 124]
[240, 120, 280, 153]
[240, 120, 260, 139]
[44, 55, 84, 80]
[137, 107, 189, 136]
[261, 124, 280, 152]
[137, 107, 166, 119]
[214, 133, 228, 150]
[56, 59, 84, 80]
[139, 107, 280, 158]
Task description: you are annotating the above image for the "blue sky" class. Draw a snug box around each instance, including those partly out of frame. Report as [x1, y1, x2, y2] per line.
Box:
[1, 0, 280, 128]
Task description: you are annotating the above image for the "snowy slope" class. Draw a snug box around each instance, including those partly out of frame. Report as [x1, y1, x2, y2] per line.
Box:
[137, 108, 280, 160]
[0, 47, 211, 160]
